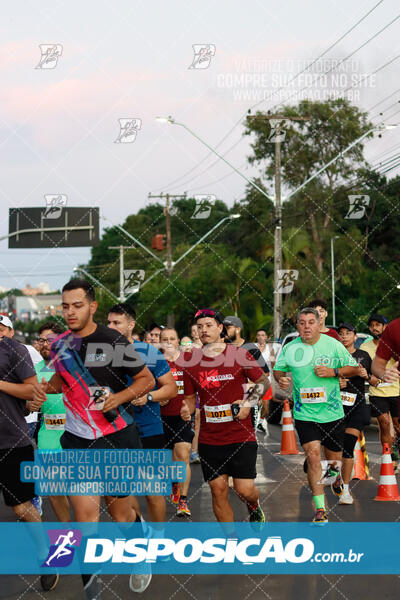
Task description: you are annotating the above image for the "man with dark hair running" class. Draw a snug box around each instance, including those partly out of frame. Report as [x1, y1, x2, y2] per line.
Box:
[308, 299, 339, 340]
[33, 280, 155, 596]
[180, 308, 269, 523]
[107, 303, 177, 528]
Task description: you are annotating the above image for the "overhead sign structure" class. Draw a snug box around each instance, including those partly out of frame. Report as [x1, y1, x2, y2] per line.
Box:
[8, 207, 100, 248]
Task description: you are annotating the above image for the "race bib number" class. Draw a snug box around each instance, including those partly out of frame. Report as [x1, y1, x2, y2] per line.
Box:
[300, 387, 327, 403]
[377, 381, 392, 388]
[341, 392, 357, 406]
[44, 413, 66, 431]
[204, 403, 233, 423]
[172, 369, 184, 394]
[88, 386, 111, 410]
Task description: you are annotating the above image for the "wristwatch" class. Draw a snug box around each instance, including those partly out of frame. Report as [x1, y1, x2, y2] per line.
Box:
[147, 393, 154, 402]
[333, 368, 340, 377]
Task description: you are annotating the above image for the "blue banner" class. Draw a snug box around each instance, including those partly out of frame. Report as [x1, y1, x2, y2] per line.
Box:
[0, 522, 399, 574]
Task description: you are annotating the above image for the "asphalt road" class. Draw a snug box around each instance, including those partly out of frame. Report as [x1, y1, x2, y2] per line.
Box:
[0, 423, 399, 600]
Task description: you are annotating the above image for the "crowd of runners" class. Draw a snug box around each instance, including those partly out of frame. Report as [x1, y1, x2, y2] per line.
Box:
[1, 279, 400, 597]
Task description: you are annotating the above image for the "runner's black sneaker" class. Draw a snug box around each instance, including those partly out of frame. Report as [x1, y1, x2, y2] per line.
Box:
[312, 509, 328, 525]
[40, 573, 59, 591]
[331, 473, 344, 497]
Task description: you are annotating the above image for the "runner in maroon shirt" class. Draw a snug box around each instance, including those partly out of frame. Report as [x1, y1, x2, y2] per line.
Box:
[160, 327, 194, 517]
[309, 299, 339, 340]
[372, 317, 400, 442]
[180, 308, 270, 524]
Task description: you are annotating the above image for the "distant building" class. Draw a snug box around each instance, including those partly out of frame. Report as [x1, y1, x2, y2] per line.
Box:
[21, 282, 52, 296]
[16, 294, 62, 322]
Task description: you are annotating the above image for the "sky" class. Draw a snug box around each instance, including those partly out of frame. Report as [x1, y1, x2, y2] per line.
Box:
[0, 0, 399, 291]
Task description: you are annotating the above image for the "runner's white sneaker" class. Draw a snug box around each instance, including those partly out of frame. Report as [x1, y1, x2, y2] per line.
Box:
[129, 572, 152, 593]
[338, 489, 354, 505]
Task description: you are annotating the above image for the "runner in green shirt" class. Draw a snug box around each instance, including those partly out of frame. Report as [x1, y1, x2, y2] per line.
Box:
[35, 322, 70, 522]
[274, 308, 359, 524]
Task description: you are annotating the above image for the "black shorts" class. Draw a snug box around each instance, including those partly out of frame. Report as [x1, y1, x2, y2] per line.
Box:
[344, 403, 370, 431]
[198, 442, 257, 482]
[162, 415, 194, 449]
[369, 396, 399, 418]
[61, 425, 142, 498]
[295, 418, 345, 452]
[140, 433, 166, 450]
[60, 423, 142, 450]
[0, 445, 36, 507]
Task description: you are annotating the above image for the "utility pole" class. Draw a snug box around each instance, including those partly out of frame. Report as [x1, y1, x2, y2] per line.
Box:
[248, 113, 308, 341]
[148, 192, 187, 327]
[108, 245, 136, 302]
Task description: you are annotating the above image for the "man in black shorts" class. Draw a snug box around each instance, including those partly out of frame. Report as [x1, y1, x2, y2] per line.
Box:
[274, 308, 359, 524]
[361, 314, 400, 447]
[180, 308, 269, 523]
[32, 280, 155, 595]
[335, 323, 375, 504]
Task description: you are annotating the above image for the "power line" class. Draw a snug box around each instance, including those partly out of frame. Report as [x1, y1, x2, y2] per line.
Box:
[155, 0, 385, 192]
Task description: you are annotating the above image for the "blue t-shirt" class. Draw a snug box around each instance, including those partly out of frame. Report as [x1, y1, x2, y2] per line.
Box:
[130, 342, 170, 437]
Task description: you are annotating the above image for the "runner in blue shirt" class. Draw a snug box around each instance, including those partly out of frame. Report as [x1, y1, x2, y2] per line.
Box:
[107, 304, 178, 524]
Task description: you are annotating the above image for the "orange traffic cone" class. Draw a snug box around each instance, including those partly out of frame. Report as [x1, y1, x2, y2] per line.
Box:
[279, 399, 300, 455]
[374, 443, 400, 501]
[352, 436, 367, 480]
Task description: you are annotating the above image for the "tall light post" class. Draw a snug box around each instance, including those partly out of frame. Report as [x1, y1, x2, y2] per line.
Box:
[330, 236, 339, 327]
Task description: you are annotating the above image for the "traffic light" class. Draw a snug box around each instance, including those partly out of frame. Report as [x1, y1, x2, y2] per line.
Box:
[151, 234, 166, 251]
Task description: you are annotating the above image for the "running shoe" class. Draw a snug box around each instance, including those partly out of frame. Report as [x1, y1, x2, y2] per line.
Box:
[176, 498, 191, 517]
[40, 573, 59, 591]
[331, 473, 344, 497]
[248, 501, 266, 523]
[31, 495, 43, 516]
[190, 451, 200, 464]
[257, 419, 269, 435]
[82, 573, 101, 600]
[312, 509, 328, 525]
[339, 489, 354, 505]
[170, 483, 180, 504]
[129, 572, 152, 594]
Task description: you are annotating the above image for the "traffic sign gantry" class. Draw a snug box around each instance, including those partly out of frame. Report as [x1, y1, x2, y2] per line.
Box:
[7, 207, 99, 248]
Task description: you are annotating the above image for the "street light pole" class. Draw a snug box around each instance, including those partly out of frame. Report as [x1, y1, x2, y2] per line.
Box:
[330, 236, 339, 327]
[274, 121, 282, 342]
[108, 245, 137, 302]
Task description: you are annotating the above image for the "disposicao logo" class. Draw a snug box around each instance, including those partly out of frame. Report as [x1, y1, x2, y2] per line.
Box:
[42, 529, 82, 567]
[84, 536, 315, 565]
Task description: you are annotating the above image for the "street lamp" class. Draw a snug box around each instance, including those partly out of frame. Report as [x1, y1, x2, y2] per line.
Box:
[330, 236, 339, 327]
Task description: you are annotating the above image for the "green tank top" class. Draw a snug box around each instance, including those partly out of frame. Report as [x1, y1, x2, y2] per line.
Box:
[35, 359, 66, 449]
